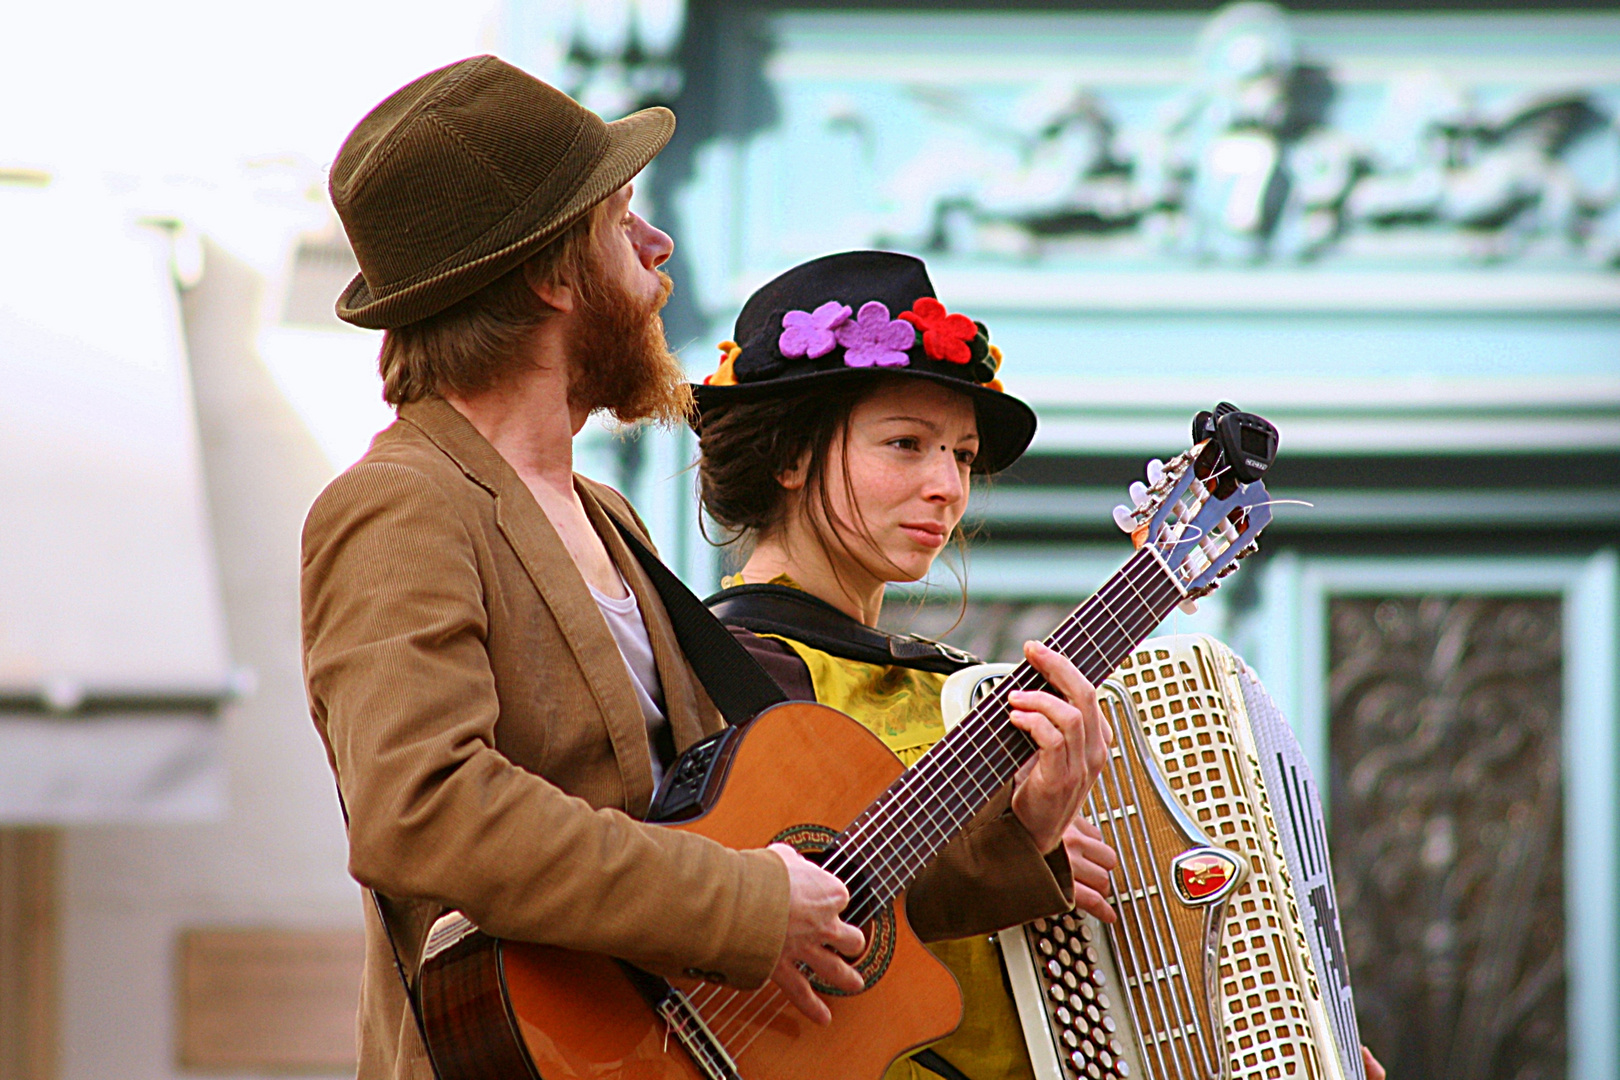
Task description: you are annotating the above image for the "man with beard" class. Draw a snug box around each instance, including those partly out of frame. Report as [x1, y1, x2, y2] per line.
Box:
[303, 57, 1104, 1080]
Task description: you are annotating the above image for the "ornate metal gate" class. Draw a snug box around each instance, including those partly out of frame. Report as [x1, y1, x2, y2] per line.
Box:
[1328, 596, 1566, 1080]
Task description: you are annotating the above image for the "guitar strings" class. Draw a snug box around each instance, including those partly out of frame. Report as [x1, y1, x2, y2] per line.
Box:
[824, 549, 1167, 880]
[825, 550, 1184, 918]
[828, 554, 1181, 928]
[842, 497, 1235, 896]
[699, 561, 1183, 1059]
[684, 521, 1204, 1061]
[695, 484, 1253, 1062]
[684, 550, 1185, 1058]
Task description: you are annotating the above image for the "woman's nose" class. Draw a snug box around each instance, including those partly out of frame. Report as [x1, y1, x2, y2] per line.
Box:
[924, 448, 966, 502]
[633, 213, 674, 269]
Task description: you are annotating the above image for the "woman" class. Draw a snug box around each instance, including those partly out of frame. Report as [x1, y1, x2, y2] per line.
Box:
[691, 251, 1120, 1080]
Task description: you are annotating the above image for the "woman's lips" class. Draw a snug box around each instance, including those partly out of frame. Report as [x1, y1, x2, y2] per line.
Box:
[900, 522, 948, 548]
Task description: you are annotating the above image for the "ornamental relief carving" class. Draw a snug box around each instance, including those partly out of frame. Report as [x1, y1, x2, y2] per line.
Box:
[786, 4, 1620, 269]
[1328, 596, 1565, 1080]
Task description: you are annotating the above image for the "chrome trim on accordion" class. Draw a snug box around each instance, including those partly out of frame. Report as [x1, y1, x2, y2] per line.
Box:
[942, 635, 1365, 1080]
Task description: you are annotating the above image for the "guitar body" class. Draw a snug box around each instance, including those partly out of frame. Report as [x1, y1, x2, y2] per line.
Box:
[418, 701, 964, 1080]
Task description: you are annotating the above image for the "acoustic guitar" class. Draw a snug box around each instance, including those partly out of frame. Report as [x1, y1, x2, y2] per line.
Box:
[416, 407, 1280, 1080]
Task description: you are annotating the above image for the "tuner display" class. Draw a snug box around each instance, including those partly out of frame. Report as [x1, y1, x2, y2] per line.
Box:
[1215, 410, 1278, 484]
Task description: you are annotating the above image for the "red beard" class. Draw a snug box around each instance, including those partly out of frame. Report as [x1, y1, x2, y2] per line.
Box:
[566, 269, 693, 426]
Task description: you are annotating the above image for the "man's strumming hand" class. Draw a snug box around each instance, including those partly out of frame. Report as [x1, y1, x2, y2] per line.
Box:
[767, 843, 865, 1025]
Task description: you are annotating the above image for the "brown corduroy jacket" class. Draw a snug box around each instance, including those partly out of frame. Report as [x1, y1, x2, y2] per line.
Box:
[301, 397, 1072, 1080]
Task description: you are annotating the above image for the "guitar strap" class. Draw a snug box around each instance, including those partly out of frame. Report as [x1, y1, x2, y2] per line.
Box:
[606, 515, 789, 726]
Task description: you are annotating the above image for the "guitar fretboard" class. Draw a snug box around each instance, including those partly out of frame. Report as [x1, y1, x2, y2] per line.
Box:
[827, 545, 1186, 925]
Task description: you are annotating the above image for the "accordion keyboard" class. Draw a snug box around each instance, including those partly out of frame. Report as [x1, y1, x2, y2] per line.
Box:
[962, 636, 1364, 1080]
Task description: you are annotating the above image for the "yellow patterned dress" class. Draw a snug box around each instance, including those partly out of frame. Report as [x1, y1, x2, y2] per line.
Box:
[714, 577, 1036, 1080]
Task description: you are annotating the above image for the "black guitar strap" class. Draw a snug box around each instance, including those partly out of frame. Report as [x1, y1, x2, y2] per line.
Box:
[607, 515, 788, 726]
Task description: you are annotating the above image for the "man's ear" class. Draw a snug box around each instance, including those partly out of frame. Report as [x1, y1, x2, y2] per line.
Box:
[525, 261, 576, 313]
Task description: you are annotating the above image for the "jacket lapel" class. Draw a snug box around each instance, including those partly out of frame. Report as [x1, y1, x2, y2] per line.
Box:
[579, 483, 713, 762]
[397, 398, 655, 813]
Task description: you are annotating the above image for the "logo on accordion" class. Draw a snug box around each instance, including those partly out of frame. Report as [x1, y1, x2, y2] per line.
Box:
[1170, 847, 1244, 905]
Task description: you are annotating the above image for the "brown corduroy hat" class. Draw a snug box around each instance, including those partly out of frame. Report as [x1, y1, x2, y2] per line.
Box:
[330, 55, 674, 330]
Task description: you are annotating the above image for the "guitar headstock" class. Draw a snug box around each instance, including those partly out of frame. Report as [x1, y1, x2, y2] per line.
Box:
[1112, 404, 1279, 600]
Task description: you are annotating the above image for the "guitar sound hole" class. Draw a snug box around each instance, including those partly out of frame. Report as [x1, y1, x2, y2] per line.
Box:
[771, 823, 898, 995]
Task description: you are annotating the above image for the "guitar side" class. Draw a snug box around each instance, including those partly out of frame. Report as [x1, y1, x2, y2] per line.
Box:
[419, 701, 964, 1080]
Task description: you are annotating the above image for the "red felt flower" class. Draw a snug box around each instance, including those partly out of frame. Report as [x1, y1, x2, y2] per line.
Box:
[899, 297, 977, 365]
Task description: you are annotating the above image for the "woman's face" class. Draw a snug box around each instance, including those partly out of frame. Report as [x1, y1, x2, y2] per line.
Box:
[808, 378, 979, 585]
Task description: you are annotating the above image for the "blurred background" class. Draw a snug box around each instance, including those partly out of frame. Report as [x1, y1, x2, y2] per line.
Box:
[1, 1, 1616, 1079]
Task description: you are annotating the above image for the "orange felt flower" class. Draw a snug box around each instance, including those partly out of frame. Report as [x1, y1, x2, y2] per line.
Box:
[704, 340, 741, 386]
[899, 297, 977, 364]
[985, 378, 1005, 393]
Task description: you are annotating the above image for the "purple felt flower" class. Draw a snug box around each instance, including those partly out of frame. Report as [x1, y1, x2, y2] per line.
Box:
[778, 301, 852, 359]
[834, 301, 916, 368]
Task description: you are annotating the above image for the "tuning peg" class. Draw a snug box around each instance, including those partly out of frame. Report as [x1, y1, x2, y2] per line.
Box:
[1112, 505, 1137, 532]
[1178, 599, 1199, 615]
[1128, 481, 1149, 508]
[1145, 458, 1165, 486]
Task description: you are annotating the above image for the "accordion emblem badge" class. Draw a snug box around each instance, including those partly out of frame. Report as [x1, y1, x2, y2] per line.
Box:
[943, 634, 1364, 1080]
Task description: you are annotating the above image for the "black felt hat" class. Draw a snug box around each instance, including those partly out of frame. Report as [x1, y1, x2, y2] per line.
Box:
[693, 250, 1036, 474]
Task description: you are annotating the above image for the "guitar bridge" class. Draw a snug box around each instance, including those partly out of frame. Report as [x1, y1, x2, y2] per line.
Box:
[617, 961, 742, 1079]
[656, 988, 743, 1080]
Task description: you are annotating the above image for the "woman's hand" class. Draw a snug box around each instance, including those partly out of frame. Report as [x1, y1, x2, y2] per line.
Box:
[1064, 816, 1119, 923]
[767, 843, 866, 1025]
[1007, 641, 1114, 854]
[1361, 1046, 1386, 1080]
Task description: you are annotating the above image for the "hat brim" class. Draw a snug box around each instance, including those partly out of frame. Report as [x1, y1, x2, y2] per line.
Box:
[692, 367, 1037, 475]
[336, 105, 675, 330]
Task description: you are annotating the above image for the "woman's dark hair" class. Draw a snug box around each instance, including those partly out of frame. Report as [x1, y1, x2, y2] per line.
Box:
[698, 379, 874, 547]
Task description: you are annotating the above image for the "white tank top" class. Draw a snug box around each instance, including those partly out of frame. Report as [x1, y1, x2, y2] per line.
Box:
[588, 574, 672, 788]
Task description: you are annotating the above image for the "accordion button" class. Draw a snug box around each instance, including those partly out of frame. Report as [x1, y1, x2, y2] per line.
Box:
[1084, 946, 1099, 964]
[1033, 918, 1049, 932]
[1098, 1012, 1112, 1030]
[1099, 1050, 1113, 1068]
[1117, 1062, 1131, 1077]
[1058, 948, 1072, 966]
[1087, 1063, 1102, 1079]
[1079, 981, 1094, 1000]
[1056, 1006, 1072, 1026]
[1038, 938, 1055, 957]
[1064, 971, 1079, 989]
[1047, 960, 1063, 978]
[1090, 968, 1106, 987]
[1051, 925, 1068, 945]
[1081, 1038, 1095, 1057]
[1063, 1030, 1079, 1048]
[1068, 1052, 1085, 1071]
[1049, 984, 1065, 1002]
[1076, 921, 1092, 942]
[1061, 914, 1081, 932]
[1098, 991, 1113, 1011]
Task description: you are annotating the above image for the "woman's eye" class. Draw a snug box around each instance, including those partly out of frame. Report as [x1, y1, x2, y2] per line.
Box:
[956, 450, 976, 466]
[890, 437, 920, 451]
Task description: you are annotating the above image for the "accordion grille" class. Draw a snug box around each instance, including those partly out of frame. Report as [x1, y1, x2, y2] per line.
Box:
[1117, 645, 1324, 1080]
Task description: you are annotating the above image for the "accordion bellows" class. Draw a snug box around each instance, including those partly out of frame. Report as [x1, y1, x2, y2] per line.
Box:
[946, 635, 1364, 1080]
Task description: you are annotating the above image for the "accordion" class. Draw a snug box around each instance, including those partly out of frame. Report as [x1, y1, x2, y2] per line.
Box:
[942, 634, 1364, 1080]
